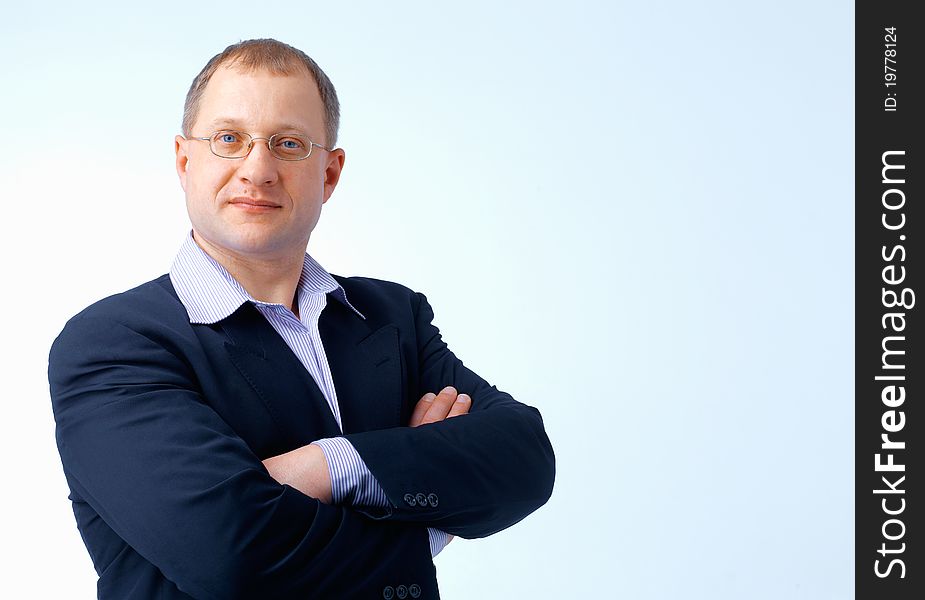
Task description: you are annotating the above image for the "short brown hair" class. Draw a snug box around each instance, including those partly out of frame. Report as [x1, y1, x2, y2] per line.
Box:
[182, 38, 340, 147]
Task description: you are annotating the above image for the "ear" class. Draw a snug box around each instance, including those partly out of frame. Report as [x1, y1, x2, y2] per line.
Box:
[175, 135, 190, 192]
[321, 148, 346, 205]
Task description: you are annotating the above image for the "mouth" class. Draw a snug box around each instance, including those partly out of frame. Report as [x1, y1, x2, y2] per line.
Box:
[227, 197, 282, 212]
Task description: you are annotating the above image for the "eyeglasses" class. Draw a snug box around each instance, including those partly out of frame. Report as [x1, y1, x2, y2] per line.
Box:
[186, 130, 332, 161]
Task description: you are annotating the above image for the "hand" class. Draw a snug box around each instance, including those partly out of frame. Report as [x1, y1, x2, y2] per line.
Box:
[408, 386, 472, 427]
[262, 443, 332, 503]
[408, 388, 469, 549]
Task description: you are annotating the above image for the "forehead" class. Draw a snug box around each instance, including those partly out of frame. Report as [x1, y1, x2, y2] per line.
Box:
[195, 65, 323, 133]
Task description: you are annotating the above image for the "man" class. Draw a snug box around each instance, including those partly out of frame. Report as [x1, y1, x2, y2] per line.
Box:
[49, 38, 554, 599]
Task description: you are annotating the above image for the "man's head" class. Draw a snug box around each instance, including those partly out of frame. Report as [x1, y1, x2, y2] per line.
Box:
[182, 39, 340, 148]
[175, 39, 345, 262]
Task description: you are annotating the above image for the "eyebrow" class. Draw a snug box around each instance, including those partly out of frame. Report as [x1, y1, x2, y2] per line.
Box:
[207, 118, 310, 134]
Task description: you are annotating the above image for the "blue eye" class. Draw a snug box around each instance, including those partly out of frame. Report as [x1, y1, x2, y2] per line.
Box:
[220, 133, 238, 144]
[276, 137, 305, 150]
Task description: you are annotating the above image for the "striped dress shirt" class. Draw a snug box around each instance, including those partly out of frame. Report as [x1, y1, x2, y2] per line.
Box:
[169, 232, 448, 556]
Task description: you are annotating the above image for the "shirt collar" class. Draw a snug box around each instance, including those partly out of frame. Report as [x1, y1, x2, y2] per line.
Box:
[169, 231, 365, 324]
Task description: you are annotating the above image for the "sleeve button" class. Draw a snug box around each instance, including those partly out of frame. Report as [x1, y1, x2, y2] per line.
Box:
[383, 585, 395, 600]
[415, 492, 427, 506]
[409, 583, 422, 598]
[426, 493, 439, 507]
[396, 584, 408, 599]
[403, 493, 416, 507]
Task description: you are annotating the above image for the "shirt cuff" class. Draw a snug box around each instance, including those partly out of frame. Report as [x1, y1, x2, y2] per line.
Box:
[311, 437, 389, 506]
[312, 438, 448, 558]
[428, 528, 450, 558]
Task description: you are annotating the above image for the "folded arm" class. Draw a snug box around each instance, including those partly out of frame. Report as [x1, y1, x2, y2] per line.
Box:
[261, 387, 471, 553]
[348, 292, 556, 538]
[49, 315, 437, 600]
[268, 291, 556, 539]
[261, 387, 472, 502]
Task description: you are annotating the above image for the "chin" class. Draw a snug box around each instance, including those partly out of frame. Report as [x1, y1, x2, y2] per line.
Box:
[193, 217, 311, 258]
[232, 230, 309, 259]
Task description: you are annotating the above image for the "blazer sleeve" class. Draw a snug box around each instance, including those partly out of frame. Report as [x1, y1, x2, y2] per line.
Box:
[49, 313, 437, 600]
[344, 292, 556, 539]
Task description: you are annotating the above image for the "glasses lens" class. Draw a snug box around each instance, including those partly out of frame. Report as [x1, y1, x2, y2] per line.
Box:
[270, 134, 311, 160]
[210, 131, 249, 158]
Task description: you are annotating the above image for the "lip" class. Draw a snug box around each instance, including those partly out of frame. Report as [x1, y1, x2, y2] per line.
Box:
[227, 197, 282, 211]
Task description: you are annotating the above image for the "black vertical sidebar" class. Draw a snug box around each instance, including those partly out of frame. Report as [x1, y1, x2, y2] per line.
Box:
[856, 1, 921, 598]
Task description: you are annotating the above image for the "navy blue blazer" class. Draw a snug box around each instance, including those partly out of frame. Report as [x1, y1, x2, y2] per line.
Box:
[49, 273, 555, 599]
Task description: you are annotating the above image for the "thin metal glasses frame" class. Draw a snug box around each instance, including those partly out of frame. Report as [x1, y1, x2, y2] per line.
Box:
[186, 130, 333, 161]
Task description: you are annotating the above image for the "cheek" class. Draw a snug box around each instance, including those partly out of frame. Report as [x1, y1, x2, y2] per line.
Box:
[187, 167, 233, 205]
[288, 174, 326, 208]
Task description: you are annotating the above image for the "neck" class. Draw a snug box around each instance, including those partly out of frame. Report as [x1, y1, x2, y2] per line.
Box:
[192, 231, 304, 312]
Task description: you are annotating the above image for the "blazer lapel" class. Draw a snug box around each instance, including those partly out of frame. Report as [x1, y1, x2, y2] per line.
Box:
[219, 303, 342, 445]
[319, 295, 404, 434]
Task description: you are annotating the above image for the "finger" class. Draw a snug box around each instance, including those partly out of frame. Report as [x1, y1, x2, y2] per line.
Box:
[409, 392, 436, 427]
[420, 386, 458, 425]
[446, 394, 471, 418]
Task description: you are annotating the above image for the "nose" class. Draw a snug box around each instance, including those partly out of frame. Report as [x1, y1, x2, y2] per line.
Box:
[236, 138, 279, 186]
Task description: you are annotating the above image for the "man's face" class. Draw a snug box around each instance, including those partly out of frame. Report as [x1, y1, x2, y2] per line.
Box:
[175, 65, 344, 261]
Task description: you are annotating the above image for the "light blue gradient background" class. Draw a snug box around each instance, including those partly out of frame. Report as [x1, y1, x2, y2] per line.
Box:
[1, 1, 853, 598]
